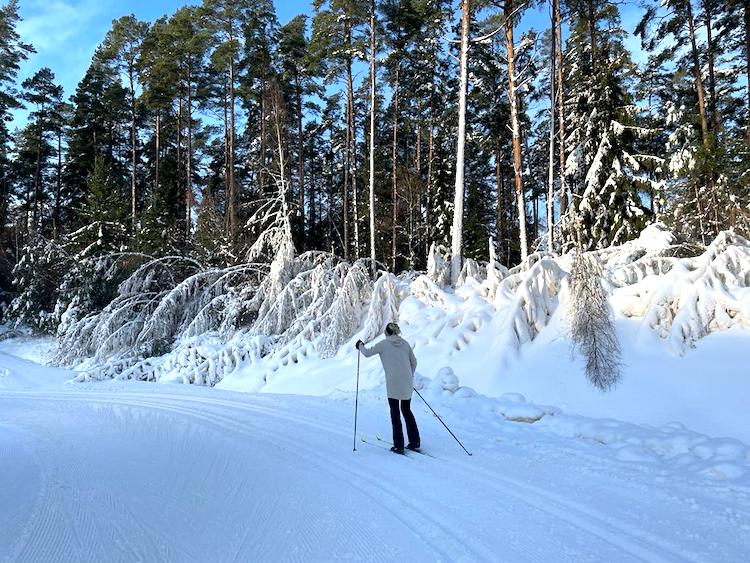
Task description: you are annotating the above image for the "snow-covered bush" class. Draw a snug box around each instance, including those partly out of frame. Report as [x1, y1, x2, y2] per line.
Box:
[609, 229, 750, 354]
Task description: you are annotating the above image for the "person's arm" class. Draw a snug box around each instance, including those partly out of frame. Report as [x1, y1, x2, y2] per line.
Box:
[357, 340, 381, 358]
[409, 346, 417, 374]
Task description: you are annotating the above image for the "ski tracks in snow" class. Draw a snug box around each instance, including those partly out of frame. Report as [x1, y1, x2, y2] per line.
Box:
[1, 389, 748, 562]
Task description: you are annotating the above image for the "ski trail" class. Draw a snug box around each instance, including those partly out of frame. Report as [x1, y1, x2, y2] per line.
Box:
[1, 393, 494, 562]
[3, 389, 748, 562]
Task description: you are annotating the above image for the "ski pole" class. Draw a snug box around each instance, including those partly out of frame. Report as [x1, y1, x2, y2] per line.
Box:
[353, 349, 361, 451]
[413, 387, 472, 456]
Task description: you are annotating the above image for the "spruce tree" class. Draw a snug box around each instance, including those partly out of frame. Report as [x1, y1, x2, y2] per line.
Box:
[562, 0, 655, 250]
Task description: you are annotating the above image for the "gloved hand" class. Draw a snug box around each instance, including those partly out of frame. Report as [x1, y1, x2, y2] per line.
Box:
[355, 339, 364, 350]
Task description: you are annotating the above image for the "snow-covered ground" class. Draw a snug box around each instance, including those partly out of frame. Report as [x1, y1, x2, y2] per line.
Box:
[2, 339, 750, 562]
[2, 226, 749, 561]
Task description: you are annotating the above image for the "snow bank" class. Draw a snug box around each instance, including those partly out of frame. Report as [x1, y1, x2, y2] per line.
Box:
[539, 415, 750, 481]
[385, 367, 750, 483]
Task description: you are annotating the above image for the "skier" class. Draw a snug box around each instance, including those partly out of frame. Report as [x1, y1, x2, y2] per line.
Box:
[356, 322, 420, 454]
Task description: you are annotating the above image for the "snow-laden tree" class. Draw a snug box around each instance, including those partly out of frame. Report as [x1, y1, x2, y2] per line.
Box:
[6, 236, 70, 332]
[561, 0, 658, 251]
[567, 251, 622, 391]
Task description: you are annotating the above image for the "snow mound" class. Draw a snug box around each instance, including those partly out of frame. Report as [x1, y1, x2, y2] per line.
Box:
[495, 393, 546, 423]
[539, 415, 750, 481]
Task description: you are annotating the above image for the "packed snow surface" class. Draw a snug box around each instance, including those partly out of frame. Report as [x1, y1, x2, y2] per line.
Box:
[3, 227, 750, 560]
[2, 347, 750, 562]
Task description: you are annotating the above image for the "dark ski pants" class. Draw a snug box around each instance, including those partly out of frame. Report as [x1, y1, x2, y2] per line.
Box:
[388, 398, 420, 450]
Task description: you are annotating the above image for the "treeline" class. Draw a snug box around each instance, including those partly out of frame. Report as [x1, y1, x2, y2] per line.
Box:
[1, 0, 749, 320]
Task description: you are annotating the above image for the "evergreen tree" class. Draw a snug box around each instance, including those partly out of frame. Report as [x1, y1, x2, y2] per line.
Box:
[101, 15, 149, 232]
[20, 67, 64, 233]
[562, 0, 655, 250]
[0, 0, 34, 251]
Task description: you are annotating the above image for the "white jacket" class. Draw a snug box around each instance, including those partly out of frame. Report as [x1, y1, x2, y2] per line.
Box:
[359, 335, 417, 400]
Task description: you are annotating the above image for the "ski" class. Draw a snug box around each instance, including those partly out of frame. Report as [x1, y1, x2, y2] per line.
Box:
[358, 436, 413, 458]
[375, 434, 437, 459]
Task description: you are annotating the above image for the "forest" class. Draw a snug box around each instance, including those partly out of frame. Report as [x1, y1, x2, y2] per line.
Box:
[0, 0, 748, 334]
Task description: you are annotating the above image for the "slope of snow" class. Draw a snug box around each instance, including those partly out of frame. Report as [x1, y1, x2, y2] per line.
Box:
[1, 354, 749, 562]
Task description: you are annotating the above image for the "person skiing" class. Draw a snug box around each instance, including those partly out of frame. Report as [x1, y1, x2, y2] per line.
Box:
[356, 322, 420, 455]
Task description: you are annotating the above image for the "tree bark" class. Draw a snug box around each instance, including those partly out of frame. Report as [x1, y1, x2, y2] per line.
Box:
[451, 0, 471, 285]
[55, 128, 62, 239]
[547, 0, 556, 252]
[369, 0, 377, 276]
[129, 65, 137, 233]
[295, 69, 305, 249]
[391, 63, 400, 271]
[228, 22, 237, 246]
[686, 0, 711, 148]
[32, 119, 43, 229]
[496, 137, 505, 265]
[340, 18, 356, 260]
[704, 0, 720, 132]
[555, 0, 567, 215]
[505, 0, 528, 261]
[155, 112, 161, 194]
[186, 62, 193, 239]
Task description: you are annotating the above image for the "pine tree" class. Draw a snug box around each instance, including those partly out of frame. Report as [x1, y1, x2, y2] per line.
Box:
[20, 68, 64, 234]
[101, 15, 149, 232]
[0, 0, 34, 260]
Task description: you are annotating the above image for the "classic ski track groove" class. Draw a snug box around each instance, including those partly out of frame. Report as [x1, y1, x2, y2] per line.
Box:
[2, 392, 492, 562]
[1, 389, 725, 562]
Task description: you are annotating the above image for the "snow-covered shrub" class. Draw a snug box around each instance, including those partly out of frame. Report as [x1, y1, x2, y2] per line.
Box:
[491, 256, 565, 346]
[359, 272, 400, 344]
[567, 252, 623, 391]
[609, 230, 750, 354]
[54, 255, 205, 366]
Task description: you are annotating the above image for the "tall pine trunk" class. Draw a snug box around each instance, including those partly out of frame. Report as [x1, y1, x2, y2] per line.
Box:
[555, 0, 567, 215]
[391, 64, 400, 271]
[704, 1, 720, 132]
[186, 63, 193, 239]
[505, 0, 528, 261]
[295, 70, 305, 249]
[32, 120, 42, 229]
[686, 0, 711, 147]
[451, 0, 470, 285]
[547, 0, 556, 252]
[228, 27, 237, 246]
[54, 128, 62, 239]
[686, 0, 715, 240]
[369, 0, 377, 276]
[129, 66, 137, 232]
[155, 112, 161, 194]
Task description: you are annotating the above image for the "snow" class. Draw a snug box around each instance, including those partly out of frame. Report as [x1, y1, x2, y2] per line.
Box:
[2, 227, 750, 560]
[1, 346, 750, 561]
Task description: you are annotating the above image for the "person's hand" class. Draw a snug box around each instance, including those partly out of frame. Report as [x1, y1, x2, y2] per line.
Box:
[355, 339, 364, 350]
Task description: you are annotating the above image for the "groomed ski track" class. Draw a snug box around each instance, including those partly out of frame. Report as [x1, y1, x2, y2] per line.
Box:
[2, 384, 749, 562]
